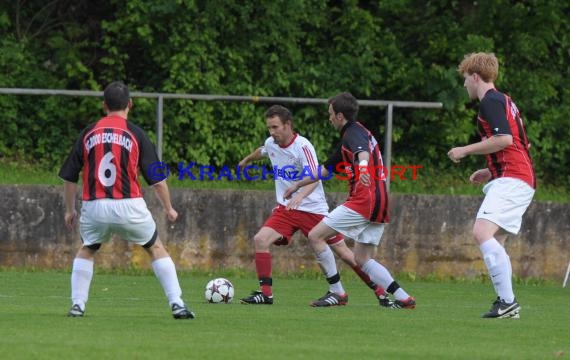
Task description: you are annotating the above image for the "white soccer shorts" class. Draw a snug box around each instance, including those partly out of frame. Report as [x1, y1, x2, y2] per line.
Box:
[79, 198, 157, 246]
[477, 177, 535, 234]
[323, 205, 385, 245]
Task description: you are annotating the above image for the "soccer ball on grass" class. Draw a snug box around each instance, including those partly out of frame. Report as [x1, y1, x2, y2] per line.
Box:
[204, 278, 234, 303]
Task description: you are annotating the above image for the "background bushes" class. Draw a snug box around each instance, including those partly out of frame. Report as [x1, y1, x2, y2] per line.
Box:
[0, 0, 568, 186]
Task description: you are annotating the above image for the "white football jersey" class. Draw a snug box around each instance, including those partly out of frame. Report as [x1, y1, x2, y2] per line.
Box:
[261, 133, 329, 215]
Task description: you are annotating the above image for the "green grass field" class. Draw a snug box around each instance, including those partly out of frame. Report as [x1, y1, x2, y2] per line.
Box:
[0, 270, 567, 360]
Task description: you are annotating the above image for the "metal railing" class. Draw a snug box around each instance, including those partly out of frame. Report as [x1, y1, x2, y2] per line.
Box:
[0, 88, 443, 189]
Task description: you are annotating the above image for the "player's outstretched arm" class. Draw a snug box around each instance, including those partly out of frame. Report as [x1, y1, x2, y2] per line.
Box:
[238, 147, 264, 168]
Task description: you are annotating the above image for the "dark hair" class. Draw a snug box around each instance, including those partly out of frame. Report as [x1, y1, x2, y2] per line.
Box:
[103, 81, 130, 111]
[264, 105, 293, 126]
[328, 92, 358, 122]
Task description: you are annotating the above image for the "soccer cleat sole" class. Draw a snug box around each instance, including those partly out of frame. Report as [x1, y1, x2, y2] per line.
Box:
[239, 299, 273, 305]
[173, 311, 196, 319]
[310, 302, 347, 307]
[505, 311, 520, 319]
[310, 292, 348, 307]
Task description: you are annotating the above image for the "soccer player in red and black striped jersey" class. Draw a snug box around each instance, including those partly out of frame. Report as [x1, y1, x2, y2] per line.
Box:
[284, 92, 416, 309]
[59, 81, 194, 319]
[448, 52, 535, 319]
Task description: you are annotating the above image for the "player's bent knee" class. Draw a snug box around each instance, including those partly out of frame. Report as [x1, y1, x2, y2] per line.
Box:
[253, 233, 265, 245]
[308, 232, 327, 247]
[253, 233, 277, 249]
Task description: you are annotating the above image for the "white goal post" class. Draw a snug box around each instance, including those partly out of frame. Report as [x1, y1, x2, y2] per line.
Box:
[563, 261, 570, 288]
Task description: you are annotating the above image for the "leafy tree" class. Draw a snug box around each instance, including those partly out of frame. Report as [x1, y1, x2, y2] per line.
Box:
[0, 0, 569, 187]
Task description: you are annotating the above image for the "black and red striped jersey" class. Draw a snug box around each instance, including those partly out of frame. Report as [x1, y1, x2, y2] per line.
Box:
[478, 89, 536, 189]
[325, 121, 389, 223]
[59, 115, 162, 200]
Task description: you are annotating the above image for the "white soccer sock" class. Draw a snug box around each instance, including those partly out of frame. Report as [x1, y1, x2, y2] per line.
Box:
[71, 258, 94, 310]
[361, 259, 410, 300]
[152, 257, 184, 306]
[316, 247, 345, 294]
[480, 238, 515, 303]
[393, 288, 411, 301]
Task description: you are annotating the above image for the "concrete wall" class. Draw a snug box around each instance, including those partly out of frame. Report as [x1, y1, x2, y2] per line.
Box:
[0, 185, 568, 280]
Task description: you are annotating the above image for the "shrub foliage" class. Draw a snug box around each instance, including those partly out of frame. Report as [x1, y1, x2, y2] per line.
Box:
[0, 1, 568, 185]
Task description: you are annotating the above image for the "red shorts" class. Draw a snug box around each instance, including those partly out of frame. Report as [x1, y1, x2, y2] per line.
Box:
[262, 205, 344, 246]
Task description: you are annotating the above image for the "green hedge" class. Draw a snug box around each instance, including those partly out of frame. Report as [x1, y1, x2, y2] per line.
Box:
[0, 1, 569, 186]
